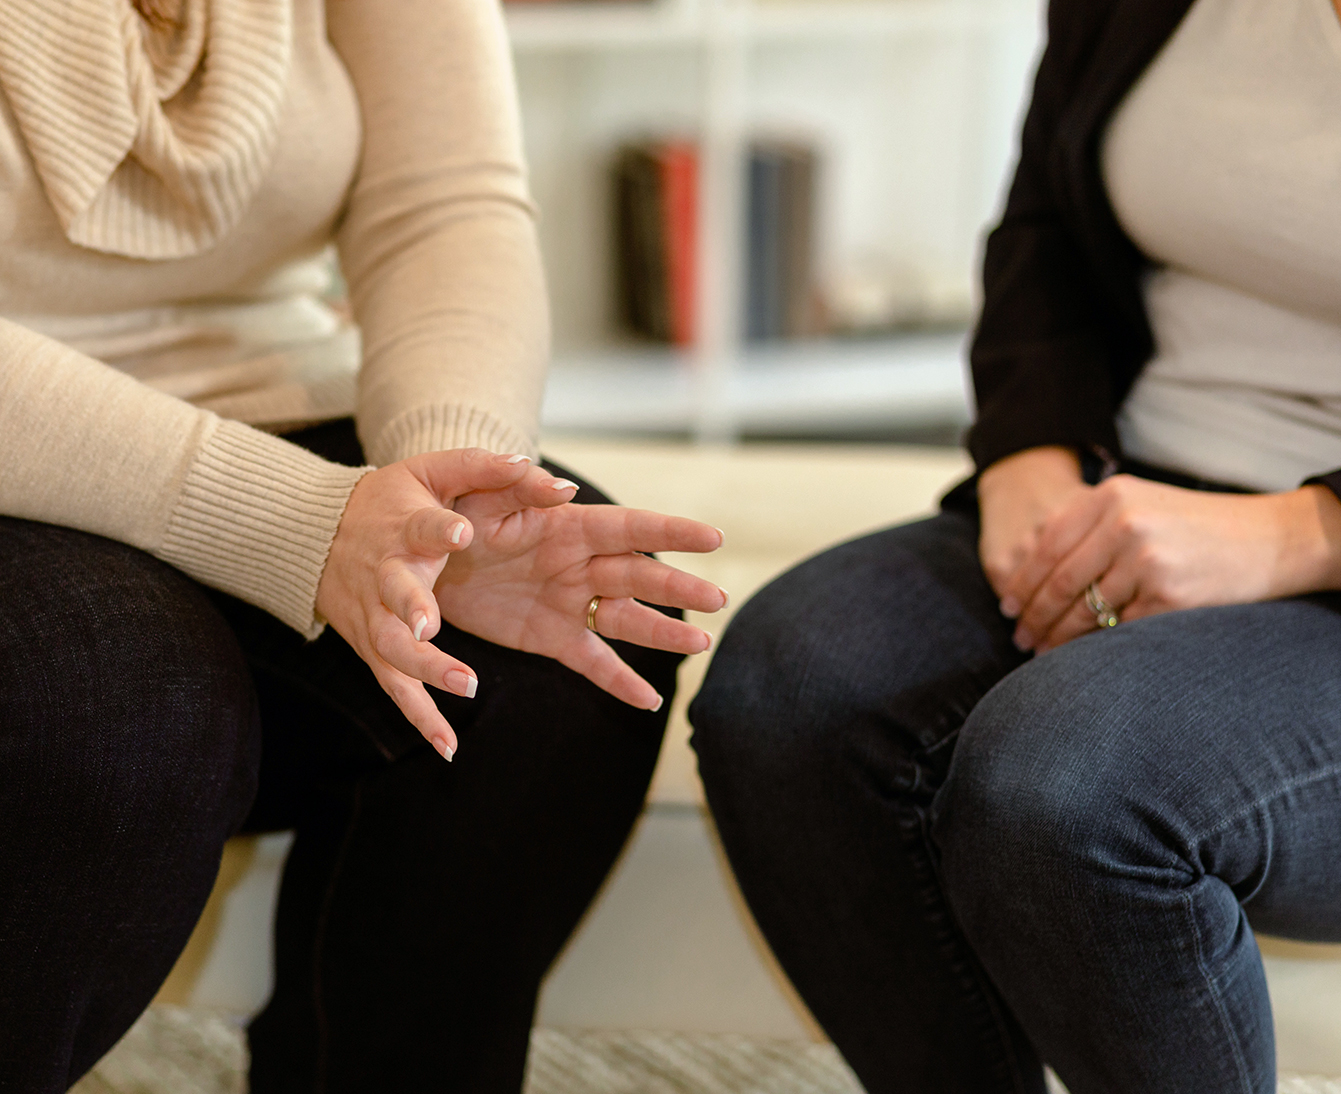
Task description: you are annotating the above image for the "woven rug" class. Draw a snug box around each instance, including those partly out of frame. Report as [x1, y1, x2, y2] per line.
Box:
[70, 1006, 1341, 1094]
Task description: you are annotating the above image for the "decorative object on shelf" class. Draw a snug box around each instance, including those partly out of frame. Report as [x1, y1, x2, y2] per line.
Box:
[614, 140, 700, 346]
[746, 139, 820, 342]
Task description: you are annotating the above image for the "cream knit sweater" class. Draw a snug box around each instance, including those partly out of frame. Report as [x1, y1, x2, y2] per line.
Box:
[0, 0, 549, 636]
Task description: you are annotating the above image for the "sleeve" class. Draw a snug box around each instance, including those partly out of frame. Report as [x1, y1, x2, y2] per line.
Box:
[326, 0, 550, 468]
[966, 0, 1139, 474]
[0, 318, 369, 637]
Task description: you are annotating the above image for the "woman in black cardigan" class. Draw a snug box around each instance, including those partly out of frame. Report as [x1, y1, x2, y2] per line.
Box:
[691, 1, 1341, 1091]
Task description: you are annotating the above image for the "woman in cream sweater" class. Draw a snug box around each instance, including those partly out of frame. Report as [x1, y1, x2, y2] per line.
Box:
[0, 1, 726, 1090]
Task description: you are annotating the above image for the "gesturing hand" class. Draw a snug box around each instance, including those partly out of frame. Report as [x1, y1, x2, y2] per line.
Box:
[1000, 474, 1341, 653]
[436, 473, 728, 714]
[315, 448, 536, 761]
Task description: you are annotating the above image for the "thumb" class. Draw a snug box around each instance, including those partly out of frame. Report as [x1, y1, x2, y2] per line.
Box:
[404, 507, 474, 558]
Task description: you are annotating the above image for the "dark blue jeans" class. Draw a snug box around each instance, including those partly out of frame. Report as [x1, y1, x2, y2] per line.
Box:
[690, 487, 1341, 1094]
[0, 421, 679, 1094]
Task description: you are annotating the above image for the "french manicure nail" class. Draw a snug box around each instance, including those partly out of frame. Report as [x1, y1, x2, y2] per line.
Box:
[434, 738, 454, 762]
[505, 454, 532, 464]
[1013, 627, 1034, 652]
[413, 614, 428, 642]
[552, 478, 579, 491]
[445, 669, 478, 698]
[702, 631, 715, 652]
[1000, 596, 1020, 619]
[649, 695, 664, 713]
[450, 521, 466, 545]
[717, 586, 731, 609]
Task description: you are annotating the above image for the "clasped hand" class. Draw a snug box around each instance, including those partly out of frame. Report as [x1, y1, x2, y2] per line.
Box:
[978, 447, 1341, 655]
[315, 448, 726, 759]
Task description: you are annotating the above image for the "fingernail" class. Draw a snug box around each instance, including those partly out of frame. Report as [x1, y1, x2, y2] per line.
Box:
[552, 478, 579, 491]
[503, 454, 531, 464]
[445, 669, 478, 698]
[717, 586, 731, 609]
[1013, 627, 1034, 651]
[450, 521, 466, 545]
[715, 528, 726, 546]
[702, 631, 714, 652]
[1000, 596, 1020, 619]
[648, 695, 664, 713]
[413, 614, 428, 642]
[434, 738, 454, 762]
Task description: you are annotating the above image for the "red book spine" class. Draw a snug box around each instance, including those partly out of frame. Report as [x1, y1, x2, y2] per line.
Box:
[659, 142, 699, 347]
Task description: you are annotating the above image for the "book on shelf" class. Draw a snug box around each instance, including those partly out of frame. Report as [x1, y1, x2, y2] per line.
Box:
[613, 137, 819, 347]
[614, 140, 700, 347]
[746, 139, 819, 342]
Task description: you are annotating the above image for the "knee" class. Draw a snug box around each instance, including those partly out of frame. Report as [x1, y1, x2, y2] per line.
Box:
[690, 555, 856, 796]
[0, 537, 261, 853]
[932, 644, 1190, 928]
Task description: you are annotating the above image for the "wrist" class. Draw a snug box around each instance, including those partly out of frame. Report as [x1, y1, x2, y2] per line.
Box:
[979, 446, 1083, 499]
[1274, 486, 1341, 595]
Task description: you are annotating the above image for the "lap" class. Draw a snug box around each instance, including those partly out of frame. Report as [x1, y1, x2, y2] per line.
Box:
[944, 597, 1341, 940]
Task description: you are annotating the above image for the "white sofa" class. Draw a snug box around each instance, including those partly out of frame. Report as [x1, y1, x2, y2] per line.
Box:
[158, 439, 1341, 1081]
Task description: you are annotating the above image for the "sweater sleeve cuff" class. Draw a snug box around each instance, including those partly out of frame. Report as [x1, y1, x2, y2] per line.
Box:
[157, 419, 372, 639]
[364, 403, 538, 467]
[1304, 469, 1341, 504]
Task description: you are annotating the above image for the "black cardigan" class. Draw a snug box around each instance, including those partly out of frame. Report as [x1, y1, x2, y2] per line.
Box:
[967, 0, 1341, 496]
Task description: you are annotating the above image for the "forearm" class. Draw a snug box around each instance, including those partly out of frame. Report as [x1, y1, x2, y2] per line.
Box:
[329, 0, 549, 467]
[1269, 485, 1341, 598]
[0, 318, 368, 636]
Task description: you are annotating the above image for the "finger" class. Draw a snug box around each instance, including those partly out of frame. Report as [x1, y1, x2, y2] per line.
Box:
[407, 448, 535, 505]
[379, 559, 443, 642]
[1001, 489, 1110, 617]
[1035, 563, 1140, 653]
[588, 554, 730, 613]
[591, 597, 714, 655]
[370, 609, 480, 698]
[1014, 520, 1121, 649]
[372, 663, 460, 760]
[452, 463, 576, 522]
[578, 507, 726, 557]
[403, 507, 473, 558]
[558, 630, 664, 711]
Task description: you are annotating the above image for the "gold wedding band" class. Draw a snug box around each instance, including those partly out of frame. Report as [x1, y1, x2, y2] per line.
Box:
[1085, 582, 1120, 629]
[586, 595, 603, 633]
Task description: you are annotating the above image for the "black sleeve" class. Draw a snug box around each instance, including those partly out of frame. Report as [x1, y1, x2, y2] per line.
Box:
[966, 0, 1167, 473]
[1305, 470, 1341, 503]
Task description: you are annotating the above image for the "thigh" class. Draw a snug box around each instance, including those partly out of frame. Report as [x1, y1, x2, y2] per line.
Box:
[941, 595, 1341, 940]
[0, 516, 261, 1090]
[690, 509, 1045, 1094]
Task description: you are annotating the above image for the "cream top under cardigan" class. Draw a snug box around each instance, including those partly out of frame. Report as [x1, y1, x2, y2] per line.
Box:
[0, 0, 549, 635]
[1104, 0, 1341, 491]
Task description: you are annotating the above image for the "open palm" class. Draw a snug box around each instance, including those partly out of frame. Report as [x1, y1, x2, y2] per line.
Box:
[439, 473, 726, 711]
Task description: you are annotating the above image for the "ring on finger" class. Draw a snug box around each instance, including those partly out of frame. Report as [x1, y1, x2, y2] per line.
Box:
[586, 595, 603, 634]
[1085, 581, 1120, 629]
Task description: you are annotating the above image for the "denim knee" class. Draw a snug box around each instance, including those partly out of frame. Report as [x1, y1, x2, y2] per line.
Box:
[931, 635, 1200, 935]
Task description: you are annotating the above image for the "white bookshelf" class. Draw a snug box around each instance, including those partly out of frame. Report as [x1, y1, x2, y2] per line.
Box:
[506, 0, 1043, 440]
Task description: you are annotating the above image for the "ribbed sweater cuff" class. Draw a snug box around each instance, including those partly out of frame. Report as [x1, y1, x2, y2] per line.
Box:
[158, 420, 371, 639]
[367, 404, 537, 467]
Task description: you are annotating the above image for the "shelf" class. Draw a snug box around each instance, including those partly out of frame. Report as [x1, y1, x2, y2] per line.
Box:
[540, 332, 973, 435]
[505, 0, 702, 50]
[505, 0, 1034, 51]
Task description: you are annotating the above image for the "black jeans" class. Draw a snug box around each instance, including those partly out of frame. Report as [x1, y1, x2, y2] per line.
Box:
[690, 477, 1341, 1094]
[0, 420, 679, 1094]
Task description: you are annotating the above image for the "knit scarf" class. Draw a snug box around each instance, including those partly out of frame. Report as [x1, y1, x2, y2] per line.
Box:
[0, 0, 292, 259]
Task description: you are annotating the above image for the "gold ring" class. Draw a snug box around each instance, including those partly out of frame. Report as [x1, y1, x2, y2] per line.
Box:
[1085, 581, 1120, 629]
[586, 595, 602, 633]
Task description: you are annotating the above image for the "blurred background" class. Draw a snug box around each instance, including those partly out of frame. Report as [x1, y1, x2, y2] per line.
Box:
[516, 0, 1044, 447]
